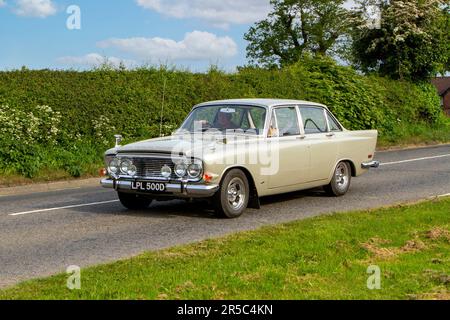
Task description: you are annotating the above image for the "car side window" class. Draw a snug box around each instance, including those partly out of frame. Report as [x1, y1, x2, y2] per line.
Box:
[327, 111, 342, 132]
[300, 107, 328, 134]
[271, 107, 300, 137]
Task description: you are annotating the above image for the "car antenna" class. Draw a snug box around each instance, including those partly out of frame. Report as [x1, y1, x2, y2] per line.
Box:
[159, 77, 167, 137]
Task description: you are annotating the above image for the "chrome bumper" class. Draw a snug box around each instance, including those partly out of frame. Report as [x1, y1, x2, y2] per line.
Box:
[100, 178, 219, 197]
[361, 161, 380, 169]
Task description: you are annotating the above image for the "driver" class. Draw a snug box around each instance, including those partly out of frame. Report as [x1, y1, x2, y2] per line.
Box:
[214, 112, 239, 130]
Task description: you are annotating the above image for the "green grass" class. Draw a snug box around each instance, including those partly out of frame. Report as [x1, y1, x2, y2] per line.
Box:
[0, 165, 101, 188]
[1, 198, 449, 300]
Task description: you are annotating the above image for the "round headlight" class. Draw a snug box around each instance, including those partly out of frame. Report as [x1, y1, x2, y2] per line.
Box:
[161, 165, 172, 178]
[187, 163, 202, 179]
[127, 164, 137, 176]
[174, 163, 187, 178]
[108, 158, 120, 175]
[120, 159, 136, 176]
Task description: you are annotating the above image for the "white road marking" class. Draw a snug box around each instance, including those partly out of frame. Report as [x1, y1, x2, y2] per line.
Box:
[380, 154, 450, 166]
[437, 193, 450, 198]
[8, 200, 120, 216]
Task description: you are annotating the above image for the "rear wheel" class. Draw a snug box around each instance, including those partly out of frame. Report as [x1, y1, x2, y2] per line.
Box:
[118, 192, 152, 210]
[324, 161, 351, 197]
[214, 169, 249, 218]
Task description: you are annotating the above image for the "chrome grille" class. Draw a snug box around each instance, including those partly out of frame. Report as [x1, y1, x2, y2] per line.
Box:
[131, 157, 176, 179]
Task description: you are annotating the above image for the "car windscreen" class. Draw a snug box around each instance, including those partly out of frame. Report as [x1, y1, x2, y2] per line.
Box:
[180, 105, 267, 134]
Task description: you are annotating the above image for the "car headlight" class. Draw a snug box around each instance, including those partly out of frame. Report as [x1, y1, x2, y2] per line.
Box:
[174, 162, 187, 178]
[161, 165, 172, 178]
[120, 159, 137, 176]
[187, 162, 202, 179]
[108, 158, 120, 175]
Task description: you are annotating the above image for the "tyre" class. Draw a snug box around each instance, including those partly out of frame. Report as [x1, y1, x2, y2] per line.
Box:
[324, 161, 352, 197]
[118, 192, 152, 210]
[213, 169, 250, 218]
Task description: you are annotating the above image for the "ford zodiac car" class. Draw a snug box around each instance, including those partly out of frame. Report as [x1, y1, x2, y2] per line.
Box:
[101, 99, 379, 218]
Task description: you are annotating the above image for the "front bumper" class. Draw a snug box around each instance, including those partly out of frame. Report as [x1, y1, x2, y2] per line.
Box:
[101, 178, 219, 198]
[361, 161, 380, 169]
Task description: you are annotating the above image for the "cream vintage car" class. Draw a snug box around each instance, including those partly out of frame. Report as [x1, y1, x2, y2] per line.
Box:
[101, 99, 379, 218]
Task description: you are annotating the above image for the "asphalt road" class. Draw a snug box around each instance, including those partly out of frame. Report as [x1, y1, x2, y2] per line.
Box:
[0, 145, 449, 288]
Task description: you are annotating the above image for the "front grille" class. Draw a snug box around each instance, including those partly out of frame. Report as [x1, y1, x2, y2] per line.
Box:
[131, 157, 177, 179]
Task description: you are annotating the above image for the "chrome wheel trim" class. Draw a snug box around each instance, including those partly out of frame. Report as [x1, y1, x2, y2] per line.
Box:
[226, 177, 246, 211]
[335, 163, 349, 191]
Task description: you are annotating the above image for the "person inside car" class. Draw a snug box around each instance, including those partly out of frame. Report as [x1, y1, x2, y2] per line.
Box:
[214, 111, 239, 130]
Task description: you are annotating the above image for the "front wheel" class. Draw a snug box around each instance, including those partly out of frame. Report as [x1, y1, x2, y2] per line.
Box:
[118, 192, 152, 210]
[324, 161, 352, 197]
[213, 169, 249, 218]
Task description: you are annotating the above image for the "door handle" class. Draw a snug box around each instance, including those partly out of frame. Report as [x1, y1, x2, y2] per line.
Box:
[326, 133, 335, 138]
[297, 135, 306, 140]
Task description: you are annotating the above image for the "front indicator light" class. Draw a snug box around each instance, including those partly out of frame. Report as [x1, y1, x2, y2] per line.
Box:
[100, 168, 107, 177]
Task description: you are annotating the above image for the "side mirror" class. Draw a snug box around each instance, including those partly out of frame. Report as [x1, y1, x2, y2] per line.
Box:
[114, 134, 123, 148]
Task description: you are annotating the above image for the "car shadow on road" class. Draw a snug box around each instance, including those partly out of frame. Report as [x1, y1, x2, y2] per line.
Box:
[70, 187, 327, 219]
[70, 198, 220, 219]
[259, 187, 326, 206]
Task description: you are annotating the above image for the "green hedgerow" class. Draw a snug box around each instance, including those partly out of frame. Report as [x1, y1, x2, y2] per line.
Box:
[0, 58, 446, 179]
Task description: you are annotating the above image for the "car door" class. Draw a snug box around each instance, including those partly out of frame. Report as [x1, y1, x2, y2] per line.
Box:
[267, 106, 311, 189]
[299, 106, 339, 182]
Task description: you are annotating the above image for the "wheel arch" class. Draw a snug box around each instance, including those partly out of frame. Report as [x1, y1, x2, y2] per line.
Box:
[328, 159, 357, 182]
[343, 159, 357, 177]
[220, 166, 260, 209]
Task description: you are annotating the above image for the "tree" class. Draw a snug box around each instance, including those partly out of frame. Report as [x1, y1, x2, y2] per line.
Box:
[351, 0, 450, 81]
[244, 0, 354, 68]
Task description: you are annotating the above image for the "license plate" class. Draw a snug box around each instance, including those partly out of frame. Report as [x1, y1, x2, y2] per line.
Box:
[131, 181, 167, 193]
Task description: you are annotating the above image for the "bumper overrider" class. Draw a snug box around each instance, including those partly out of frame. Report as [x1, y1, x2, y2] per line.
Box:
[361, 161, 380, 169]
[101, 178, 219, 197]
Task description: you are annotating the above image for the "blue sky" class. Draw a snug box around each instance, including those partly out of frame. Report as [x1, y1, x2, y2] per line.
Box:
[0, 0, 273, 71]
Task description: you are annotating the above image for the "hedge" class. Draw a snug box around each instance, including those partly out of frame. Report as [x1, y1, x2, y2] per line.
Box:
[0, 56, 444, 178]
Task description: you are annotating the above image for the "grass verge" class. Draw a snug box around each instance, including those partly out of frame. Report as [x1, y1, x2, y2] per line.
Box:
[0, 163, 102, 188]
[1, 197, 449, 300]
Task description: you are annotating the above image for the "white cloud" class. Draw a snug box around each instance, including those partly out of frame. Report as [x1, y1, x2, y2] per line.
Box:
[97, 31, 238, 62]
[57, 53, 136, 68]
[13, 0, 56, 18]
[136, 0, 271, 28]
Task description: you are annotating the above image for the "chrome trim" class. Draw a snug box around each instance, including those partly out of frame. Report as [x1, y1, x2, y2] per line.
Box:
[101, 179, 133, 190]
[113, 155, 203, 183]
[117, 174, 201, 183]
[116, 153, 178, 159]
[100, 179, 219, 197]
[361, 161, 380, 169]
[183, 184, 219, 195]
[101, 178, 114, 188]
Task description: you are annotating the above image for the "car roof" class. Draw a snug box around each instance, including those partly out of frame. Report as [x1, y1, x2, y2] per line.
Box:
[194, 98, 328, 109]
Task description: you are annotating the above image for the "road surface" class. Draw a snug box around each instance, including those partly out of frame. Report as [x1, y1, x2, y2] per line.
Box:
[0, 145, 449, 288]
